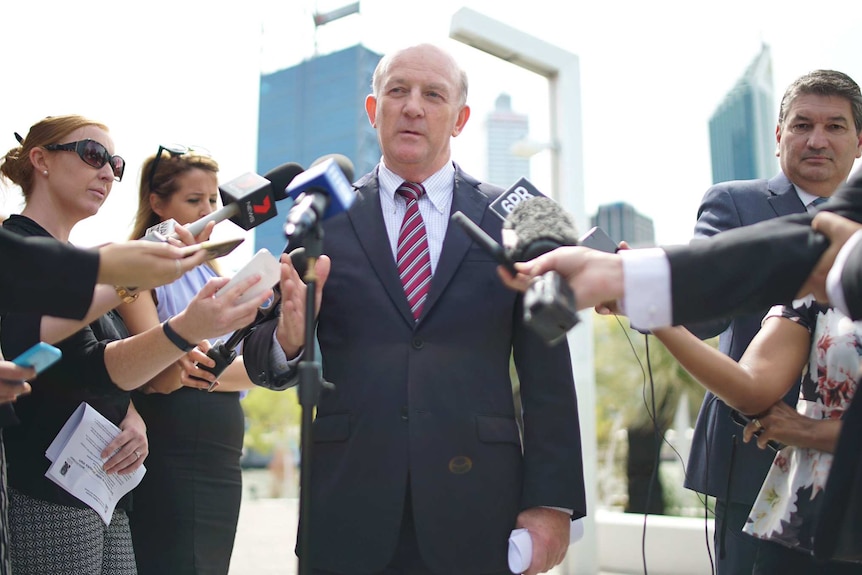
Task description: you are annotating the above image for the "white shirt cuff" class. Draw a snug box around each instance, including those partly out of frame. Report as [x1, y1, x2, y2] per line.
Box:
[268, 330, 303, 376]
[827, 230, 862, 318]
[620, 248, 673, 330]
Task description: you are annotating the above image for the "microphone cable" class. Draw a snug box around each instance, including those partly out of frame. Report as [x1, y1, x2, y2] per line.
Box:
[611, 315, 716, 575]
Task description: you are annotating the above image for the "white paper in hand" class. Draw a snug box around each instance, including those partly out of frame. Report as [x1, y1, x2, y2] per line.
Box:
[217, 249, 281, 305]
[507, 518, 584, 574]
[45, 402, 146, 525]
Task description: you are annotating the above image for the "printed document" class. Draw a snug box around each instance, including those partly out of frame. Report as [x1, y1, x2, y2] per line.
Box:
[45, 402, 145, 524]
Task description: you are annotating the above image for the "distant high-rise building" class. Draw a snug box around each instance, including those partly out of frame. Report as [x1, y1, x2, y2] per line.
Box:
[486, 93, 530, 188]
[591, 202, 655, 247]
[708, 44, 776, 184]
[255, 44, 382, 255]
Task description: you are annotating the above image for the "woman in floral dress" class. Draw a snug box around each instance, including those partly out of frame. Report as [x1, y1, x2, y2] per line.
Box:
[648, 298, 861, 574]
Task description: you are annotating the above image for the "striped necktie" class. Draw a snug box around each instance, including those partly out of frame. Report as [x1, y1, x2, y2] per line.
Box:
[396, 182, 432, 320]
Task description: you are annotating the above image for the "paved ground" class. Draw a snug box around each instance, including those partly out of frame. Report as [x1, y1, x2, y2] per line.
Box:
[228, 496, 606, 575]
[230, 497, 298, 575]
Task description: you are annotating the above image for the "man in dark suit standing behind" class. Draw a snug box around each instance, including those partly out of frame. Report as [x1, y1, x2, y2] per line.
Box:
[243, 43, 585, 575]
[684, 69, 862, 574]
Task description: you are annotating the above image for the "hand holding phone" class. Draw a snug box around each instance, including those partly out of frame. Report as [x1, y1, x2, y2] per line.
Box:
[579, 227, 618, 253]
[11, 342, 62, 374]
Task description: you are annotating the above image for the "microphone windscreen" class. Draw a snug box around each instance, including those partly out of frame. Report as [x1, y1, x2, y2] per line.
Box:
[504, 197, 578, 262]
[311, 153, 355, 183]
[265, 162, 305, 201]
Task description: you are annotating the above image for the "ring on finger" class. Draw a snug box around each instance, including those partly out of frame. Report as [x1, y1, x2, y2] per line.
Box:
[134, 449, 141, 460]
[752, 417, 763, 431]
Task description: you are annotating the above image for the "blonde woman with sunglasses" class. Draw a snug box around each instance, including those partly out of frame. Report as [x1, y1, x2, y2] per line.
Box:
[0, 115, 271, 575]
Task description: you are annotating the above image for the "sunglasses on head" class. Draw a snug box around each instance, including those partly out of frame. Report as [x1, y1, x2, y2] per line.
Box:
[44, 139, 125, 181]
[147, 143, 211, 190]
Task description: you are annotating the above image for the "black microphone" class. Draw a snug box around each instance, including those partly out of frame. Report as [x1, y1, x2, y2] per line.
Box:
[266, 162, 306, 202]
[185, 162, 305, 236]
[145, 163, 305, 240]
[283, 154, 355, 241]
[503, 196, 580, 345]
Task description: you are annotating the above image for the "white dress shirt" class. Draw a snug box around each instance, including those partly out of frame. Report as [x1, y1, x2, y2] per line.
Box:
[621, 186, 829, 330]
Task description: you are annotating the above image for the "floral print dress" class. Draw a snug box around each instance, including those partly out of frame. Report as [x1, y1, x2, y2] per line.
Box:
[743, 301, 860, 553]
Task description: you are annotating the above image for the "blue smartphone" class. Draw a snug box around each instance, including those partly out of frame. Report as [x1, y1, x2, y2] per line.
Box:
[11, 342, 62, 374]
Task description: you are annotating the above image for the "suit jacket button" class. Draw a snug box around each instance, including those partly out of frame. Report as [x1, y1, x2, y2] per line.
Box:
[412, 338, 423, 350]
[400, 406, 409, 421]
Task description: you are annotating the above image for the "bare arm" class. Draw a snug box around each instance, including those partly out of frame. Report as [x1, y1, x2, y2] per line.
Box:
[39, 285, 122, 344]
[653, 315, 810, 415]
[117, 291, 185, 394]
[104, 275, 271, 390]
[206, 357, 254, 392]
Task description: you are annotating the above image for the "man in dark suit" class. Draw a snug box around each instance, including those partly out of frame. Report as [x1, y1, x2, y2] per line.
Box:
[243, 43, 585, 575]
[683, 69, 861, 574]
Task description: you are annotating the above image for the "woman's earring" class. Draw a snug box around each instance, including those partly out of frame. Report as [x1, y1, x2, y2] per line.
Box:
[42, 170, 48, 176]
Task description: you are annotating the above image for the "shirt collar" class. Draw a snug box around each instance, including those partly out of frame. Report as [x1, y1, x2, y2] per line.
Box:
[791, 183, 825, 207]
[378, 160, 455, 215]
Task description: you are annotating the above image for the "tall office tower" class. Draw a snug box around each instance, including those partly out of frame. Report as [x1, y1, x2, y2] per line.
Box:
[590, 202, 655, 248]
[486, 93, 530, 188]
[255, 44, 382, 255]
[708, 44, 776, 184]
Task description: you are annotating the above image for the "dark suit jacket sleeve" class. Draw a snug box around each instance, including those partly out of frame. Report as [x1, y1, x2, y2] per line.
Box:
[663, 170, 862, 326]
[242, 316, 300, 391]
[840, 238, 862, 320]
[0, 228, 98, 319]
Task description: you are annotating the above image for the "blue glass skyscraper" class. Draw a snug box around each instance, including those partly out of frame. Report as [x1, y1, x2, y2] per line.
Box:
[708, 44, 776, 184]
[255, 44, 382, 255]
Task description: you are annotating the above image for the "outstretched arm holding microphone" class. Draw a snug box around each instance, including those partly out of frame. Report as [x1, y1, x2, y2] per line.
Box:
[500, 170, 862, 328]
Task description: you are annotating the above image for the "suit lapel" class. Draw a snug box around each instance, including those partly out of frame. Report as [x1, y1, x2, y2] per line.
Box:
[767, 173, 807, 216]
[348, 172, 418, 326]
[347, 167, 494, 327]
[419, 169, 490, 323]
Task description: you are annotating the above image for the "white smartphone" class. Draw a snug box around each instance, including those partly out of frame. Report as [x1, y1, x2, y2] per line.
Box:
[217, 249, 281, 305]
[11, 342, 62, 374]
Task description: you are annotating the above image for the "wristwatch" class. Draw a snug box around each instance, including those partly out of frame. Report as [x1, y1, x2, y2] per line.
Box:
[114, 285, 139, 304]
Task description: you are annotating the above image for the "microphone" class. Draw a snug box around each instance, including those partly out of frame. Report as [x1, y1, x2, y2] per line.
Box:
[503, 195, 580, 345]
[503, 196, 579, 262]
[266, 162, 306, 201]
[186, 162, 305, 236]
[282, 154, 355, 241]
[145, 162, 304, 240]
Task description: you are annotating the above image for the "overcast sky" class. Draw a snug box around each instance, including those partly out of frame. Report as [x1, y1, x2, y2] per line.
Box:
[2, 0, 860, 270]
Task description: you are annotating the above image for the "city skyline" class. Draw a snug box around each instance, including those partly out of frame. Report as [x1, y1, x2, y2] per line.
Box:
[2, 0, 860, 268]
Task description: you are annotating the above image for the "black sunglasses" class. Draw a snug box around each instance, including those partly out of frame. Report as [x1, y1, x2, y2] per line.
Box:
[147, 144, 211, 190]
[44, 139, 125, 182]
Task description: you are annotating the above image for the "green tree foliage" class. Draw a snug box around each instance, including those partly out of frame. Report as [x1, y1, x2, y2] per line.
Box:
[242, 386, 302, 454]
[593, 313, 707, 442]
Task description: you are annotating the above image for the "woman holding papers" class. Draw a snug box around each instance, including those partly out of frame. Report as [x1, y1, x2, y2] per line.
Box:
[121, 146, 258, 575]
[0, 115, 271, 574]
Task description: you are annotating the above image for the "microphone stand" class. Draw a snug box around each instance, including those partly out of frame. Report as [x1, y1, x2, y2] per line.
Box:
[296, 225, 327, 575]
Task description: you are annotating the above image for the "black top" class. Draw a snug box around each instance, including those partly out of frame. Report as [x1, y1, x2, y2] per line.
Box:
[0, 225, 98, 318]
[1, 215, 133, 510]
